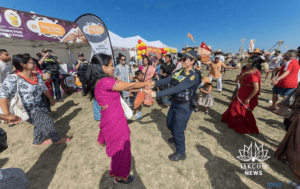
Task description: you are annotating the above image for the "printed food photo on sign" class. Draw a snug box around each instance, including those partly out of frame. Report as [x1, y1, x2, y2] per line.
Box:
[4, 9, 21, 27]
[61, 27, 88, 44]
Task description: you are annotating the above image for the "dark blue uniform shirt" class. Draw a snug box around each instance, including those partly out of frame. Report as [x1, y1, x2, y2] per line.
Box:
[155, 69, 200, 98]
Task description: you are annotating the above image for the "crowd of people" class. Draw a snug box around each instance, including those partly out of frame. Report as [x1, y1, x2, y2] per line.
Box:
[0, 46, 300, 187]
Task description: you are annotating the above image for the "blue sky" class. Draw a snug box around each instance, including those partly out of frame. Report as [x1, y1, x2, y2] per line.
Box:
[2, 0, 300, 53]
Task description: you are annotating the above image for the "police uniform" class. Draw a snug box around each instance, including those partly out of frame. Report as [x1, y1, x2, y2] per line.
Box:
[39, 49, 62, 101]
[74, 53, 89, 91]
[154, 49, 201, 161]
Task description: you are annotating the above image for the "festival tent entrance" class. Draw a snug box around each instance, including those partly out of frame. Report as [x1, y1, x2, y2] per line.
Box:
[0, 36, 91, 70]
[108, 31, 136, 63]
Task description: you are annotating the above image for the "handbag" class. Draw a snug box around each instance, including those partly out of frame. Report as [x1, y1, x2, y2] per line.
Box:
[281, 89, 296, 107]
[120, 96, 133, 119]
[9, 75, 29, 122]
[275, 88, 298, 118]
[0, 128, 8, 153]
[275, 106, 293, 119]
[93, 99, 101, 121]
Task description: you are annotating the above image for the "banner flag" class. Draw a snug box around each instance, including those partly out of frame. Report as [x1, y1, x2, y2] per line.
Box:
[249, 39, 255, 52]
[75, 14, 115, 64]
[188, 33, 195, 42]
[200, 41, 211, 52]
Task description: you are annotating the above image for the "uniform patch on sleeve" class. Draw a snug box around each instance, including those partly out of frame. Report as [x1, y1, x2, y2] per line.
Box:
[190, 75, 195, 81]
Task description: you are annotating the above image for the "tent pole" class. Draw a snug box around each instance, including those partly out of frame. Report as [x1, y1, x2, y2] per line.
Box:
[68, 48, 73, 69]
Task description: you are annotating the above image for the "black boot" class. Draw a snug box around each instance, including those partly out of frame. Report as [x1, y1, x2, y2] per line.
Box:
[168, 137, 175, 143]
[168, 152, 186, 161]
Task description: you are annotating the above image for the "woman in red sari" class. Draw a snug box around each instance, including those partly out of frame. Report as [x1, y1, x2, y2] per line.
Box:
[221, 56, 264, 134]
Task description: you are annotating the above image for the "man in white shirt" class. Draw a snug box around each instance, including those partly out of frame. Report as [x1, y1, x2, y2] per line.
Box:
[263, 51, 282, 83]
[0, 49, 12, 88]
[173, 54, 182, 73]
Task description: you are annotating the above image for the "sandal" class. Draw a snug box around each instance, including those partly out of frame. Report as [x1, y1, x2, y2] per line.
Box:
[264, 106, 277, 111]
[53, 137, 71, 144]
[33, 139, 52, 146]
[97, 141, 106, 147]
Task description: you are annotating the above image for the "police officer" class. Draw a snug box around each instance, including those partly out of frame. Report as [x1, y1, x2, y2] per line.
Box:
[38, 49, 64, 102]
[146, 49, 201, 161]
[74, 53, 89, 92]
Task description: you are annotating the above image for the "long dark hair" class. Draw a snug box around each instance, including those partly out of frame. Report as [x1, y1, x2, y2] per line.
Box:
[165, 54, 173, 64]
[143, 56, 152, 66]
[250, 56, 264, 71]
[83, 53, 112, 101]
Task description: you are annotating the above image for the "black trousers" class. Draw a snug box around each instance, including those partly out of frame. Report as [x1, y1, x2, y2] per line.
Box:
[79, 74, 86, 92]
[51, 74, 61, 99]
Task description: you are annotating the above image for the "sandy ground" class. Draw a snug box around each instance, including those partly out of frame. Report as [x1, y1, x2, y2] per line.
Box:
[0, 68, 297, 189]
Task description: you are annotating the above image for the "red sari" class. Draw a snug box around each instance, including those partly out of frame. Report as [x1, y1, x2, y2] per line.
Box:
[221, 69, 261, 134]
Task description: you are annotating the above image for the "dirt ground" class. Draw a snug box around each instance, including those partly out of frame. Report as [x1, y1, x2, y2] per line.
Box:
[0, 68, 297, 189]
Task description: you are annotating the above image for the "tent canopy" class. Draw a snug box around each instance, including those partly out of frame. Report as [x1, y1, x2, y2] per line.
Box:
[124, 35, 177, 51]
[108, 31, 135, 49]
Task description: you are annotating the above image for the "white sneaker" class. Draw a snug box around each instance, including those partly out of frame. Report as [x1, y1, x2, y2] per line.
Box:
[268, 100, 273, 103]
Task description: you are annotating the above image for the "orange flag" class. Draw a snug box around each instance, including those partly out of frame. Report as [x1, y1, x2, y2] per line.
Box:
[188, 33, 195, 42]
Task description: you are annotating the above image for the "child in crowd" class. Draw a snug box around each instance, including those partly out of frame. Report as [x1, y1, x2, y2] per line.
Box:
[231, 65, 247, 100]
[198, 77, 214, 115]
[131, 63, 139, 78]
[130, 70, 144, 119]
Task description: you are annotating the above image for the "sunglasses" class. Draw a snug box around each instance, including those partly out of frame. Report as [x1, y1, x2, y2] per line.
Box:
[121, 59, 126, 61]
[27, 61, 35, 64]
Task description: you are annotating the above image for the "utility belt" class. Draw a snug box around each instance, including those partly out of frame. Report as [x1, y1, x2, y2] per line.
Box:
[171, 89, 198, 109]
[171, 98, 190, 105]
[46, 70, 60, 76]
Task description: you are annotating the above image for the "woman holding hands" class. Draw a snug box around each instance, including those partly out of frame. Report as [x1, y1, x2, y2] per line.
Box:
[84, 53, 152, 184]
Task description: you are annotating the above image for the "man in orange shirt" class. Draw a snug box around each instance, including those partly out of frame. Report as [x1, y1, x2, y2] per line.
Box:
[202, 55, 238, 92]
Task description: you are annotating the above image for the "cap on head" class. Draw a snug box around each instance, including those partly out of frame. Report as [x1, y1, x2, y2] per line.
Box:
[42, 48, 48, 52]
[181, 49, 197, 60]
[78, 52, 84, 57]
[215, 55, 220, 59]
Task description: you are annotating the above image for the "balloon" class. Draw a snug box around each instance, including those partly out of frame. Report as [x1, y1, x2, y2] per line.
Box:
[137, 50, 142, 55]
[138, 46, 143, 51]
[137, 55, 142, 60]
[140, 42, 145, 47]
[143, 46, 147, 50]
[144, 43, 147, 47]
[142, 49, 146, 53]
[138, 40, 142, 44]
[136, 44, 140, 48]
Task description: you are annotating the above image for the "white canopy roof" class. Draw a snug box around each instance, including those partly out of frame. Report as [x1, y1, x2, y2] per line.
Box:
[108, 31, 136, 49]
[124, 35, 177, 50]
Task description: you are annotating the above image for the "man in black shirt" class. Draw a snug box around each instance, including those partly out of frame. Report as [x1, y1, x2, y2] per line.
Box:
[160, 55, 176, 105]
[74, 53, 89, 92]
[38, 49, 64, 102]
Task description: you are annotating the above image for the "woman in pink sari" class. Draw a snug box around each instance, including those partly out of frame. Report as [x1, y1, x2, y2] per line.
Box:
[84, 53, 152, 185]
[139, 56, 159, 106]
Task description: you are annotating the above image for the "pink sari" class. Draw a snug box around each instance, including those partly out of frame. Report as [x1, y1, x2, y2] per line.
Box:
[95, 77, 131, 181]
[139, 65, 156, 106]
